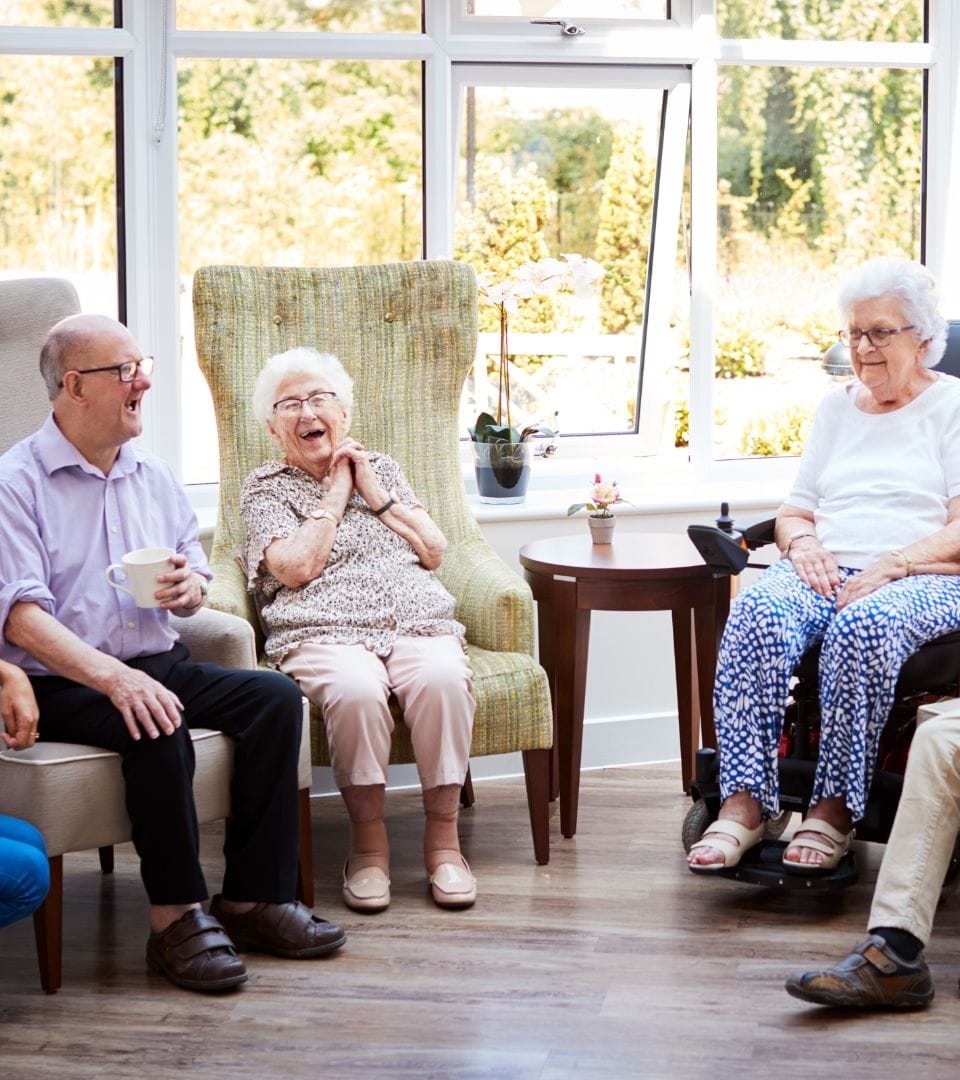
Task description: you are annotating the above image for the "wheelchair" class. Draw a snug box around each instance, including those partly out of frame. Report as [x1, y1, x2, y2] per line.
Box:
[683, 507, 960, 892]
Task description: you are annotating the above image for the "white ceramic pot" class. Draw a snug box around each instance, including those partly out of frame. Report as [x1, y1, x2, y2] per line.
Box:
[588, 514, 616, 544]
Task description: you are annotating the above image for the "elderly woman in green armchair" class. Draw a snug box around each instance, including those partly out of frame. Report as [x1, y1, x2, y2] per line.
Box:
[240, 347, 477, 913]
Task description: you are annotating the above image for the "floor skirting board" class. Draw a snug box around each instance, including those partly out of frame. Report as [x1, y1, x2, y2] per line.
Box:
[308, 710, 681, 796]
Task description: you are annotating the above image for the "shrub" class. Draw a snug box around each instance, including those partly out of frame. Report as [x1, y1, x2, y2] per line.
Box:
[738, 403, 814, 457]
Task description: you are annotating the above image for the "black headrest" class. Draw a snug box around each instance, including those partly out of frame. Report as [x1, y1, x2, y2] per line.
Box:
[935, 319, 960, 378]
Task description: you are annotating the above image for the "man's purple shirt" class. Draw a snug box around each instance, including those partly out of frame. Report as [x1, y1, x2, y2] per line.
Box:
[0, 414, 211, 675]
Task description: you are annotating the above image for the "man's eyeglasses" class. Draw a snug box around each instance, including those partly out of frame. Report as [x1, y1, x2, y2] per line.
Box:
[273, 391, 337, 417]
[839, 326, 915, 349]
[58, 356, 154, 388]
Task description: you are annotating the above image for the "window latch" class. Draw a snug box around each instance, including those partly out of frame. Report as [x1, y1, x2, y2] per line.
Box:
[530, 18, 586, 37]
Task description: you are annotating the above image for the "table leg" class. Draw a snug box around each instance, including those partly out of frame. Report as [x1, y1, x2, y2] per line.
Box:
[671, 608, 696, 793]
[693, 576, 730, 753]
[535, 588, 561, 803]
[552, 578, 590, 838]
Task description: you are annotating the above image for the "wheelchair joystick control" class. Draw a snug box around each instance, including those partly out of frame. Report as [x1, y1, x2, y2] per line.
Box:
[716, 501, 742, 543]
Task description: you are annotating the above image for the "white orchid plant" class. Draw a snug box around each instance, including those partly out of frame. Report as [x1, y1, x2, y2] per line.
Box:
[469, 253, 605, 445]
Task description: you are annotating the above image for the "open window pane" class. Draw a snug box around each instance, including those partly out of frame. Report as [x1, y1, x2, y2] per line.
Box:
[0, 53, 118, 316]
[717, 0, 923, 43]
[455, 78, 673, 443]
[466, 1, 667, 18]
[0, 0, 114, 27]
[714, 63, 923, 459]
[176, 1, 420, 32]
[178, 57, 422, 484]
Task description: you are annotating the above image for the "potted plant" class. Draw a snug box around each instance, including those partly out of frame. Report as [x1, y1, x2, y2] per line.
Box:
[469, 254, 604, 504]
[566, 473, 630, 543]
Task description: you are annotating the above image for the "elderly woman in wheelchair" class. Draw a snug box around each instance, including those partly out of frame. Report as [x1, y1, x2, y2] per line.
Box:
[688, 256, 960, 875]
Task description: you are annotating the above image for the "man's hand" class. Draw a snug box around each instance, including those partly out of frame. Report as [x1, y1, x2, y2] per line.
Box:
[0, 664, 40, 750]
[155, 553, 205, 612]
[103, 663, 184, 741]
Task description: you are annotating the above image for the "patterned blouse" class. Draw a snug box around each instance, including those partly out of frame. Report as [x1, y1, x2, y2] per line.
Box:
[240, 452, 465, 665]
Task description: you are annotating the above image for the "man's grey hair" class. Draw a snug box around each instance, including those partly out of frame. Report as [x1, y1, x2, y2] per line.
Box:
[837, 257, 947, 368]
[251, 347, 354, 428]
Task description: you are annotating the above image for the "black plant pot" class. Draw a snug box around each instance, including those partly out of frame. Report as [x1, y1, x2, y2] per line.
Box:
[472, 441, 533, 504]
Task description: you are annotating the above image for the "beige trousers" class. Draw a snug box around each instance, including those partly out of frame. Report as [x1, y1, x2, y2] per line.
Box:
[279, 635, 475, 791]
[867, 715, 960, 945]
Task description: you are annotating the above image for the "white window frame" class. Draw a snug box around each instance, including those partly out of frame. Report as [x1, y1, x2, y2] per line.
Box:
[2, 0, 959, 509]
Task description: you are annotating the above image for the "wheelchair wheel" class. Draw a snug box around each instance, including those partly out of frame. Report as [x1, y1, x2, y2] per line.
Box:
[681, 798, 713, 853]
[763, 810, 793, 841]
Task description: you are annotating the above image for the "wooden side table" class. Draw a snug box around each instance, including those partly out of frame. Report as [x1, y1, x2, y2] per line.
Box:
[519, 533, 730, 839]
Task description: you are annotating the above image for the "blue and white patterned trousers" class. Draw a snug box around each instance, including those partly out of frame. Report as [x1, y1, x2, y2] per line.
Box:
[715, 559, 960, 821]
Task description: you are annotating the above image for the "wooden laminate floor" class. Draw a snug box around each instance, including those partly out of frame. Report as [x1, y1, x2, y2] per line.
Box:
[2, 763, 958, 1079]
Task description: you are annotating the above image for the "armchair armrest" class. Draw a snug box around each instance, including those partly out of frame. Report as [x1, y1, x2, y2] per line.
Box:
[439, 539, 535, 655]
[170, 606, 257, 669]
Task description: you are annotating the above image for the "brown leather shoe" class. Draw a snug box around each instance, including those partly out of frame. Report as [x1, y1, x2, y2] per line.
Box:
[146, 908, 248, 993]
[785, 935, 933, 1009]
[209, 897, 346, 959]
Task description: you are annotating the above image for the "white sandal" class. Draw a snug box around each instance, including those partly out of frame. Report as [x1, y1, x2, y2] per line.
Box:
[688, 819, 764, 874]
[782, 818, 852, 874]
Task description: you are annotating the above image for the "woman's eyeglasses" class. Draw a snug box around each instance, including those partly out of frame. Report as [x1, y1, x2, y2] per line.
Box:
[272, 391, 337, 417]
[839, 326, 914, 348]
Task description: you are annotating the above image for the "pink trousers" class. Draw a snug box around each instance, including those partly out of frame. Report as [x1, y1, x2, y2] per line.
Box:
[279, 635, 475, 790]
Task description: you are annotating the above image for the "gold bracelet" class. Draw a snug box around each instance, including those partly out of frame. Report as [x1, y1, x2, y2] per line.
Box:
[890, 549, 913, 577]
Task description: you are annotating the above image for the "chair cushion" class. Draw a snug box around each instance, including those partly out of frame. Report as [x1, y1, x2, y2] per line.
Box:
[0, 730, 231, 858]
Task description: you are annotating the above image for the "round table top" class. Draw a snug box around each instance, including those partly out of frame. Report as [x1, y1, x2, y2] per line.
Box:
[518, 531, 714, 581]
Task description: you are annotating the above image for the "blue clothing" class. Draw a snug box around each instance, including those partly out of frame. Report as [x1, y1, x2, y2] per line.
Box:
[0, 414, 210, 675]
[0, 815, 49, 929]
[715, 559, 960, 821]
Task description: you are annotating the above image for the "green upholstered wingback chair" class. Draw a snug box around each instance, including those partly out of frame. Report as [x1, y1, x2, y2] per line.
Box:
[192, 260, 553, 863]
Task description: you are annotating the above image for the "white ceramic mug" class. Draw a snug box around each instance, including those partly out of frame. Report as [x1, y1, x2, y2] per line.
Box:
[104, 546, 176, 608]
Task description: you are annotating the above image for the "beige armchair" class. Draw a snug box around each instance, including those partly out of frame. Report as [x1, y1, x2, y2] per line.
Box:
[192, 260, 553, 862]
[0, 277, 313, 993]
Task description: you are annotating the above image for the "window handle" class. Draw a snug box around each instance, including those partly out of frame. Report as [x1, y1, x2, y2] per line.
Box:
[530, 18, 586, 37]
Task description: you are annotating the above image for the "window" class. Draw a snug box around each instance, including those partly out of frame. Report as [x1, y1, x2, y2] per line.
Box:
[178, 56, 423, 484]
[1, 1, 953, 493]
[0, 50, 119, 318]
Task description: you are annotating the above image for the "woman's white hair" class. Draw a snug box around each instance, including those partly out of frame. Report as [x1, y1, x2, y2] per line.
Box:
[837, 256, 947, 368]
[251, 347, 354, 428]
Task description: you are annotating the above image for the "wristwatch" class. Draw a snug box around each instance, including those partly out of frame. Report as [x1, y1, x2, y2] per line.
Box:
[309, 506, 340, 525]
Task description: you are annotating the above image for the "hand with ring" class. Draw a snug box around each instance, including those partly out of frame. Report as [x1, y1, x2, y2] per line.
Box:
[0, 658, 41, 750]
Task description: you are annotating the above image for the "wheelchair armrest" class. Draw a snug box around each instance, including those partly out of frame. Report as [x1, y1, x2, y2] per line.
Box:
[742, 516, 776, 550]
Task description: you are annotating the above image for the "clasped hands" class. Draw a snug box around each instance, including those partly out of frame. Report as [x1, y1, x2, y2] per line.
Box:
[326, 437, 392, 512]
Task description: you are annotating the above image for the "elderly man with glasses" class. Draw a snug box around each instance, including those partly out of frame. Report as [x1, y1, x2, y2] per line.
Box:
[0, 314, 346, 993]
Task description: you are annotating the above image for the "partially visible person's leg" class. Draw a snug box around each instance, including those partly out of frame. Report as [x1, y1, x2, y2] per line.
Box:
[0, 817, 50, 929]
[689, 561, 837, 868]
[784, 716, 960, 1009]
[868, 715, 960, 943]
[386, 636, 477, 906]
[281, 641, 393, 911]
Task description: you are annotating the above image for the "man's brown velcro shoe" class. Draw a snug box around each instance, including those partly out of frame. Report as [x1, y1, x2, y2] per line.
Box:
[146, 908, 248, 993]
[209, 897, 346, 959]
[785, 934, 934, 1010]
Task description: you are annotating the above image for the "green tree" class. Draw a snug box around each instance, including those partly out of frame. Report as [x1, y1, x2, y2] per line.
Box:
[595, 122, 654, 334]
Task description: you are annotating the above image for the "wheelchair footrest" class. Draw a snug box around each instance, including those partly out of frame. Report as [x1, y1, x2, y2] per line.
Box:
[712, 840, 858, 891]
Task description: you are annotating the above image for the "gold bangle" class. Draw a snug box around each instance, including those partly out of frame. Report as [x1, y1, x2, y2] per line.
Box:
[890, 549, 913, 576]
